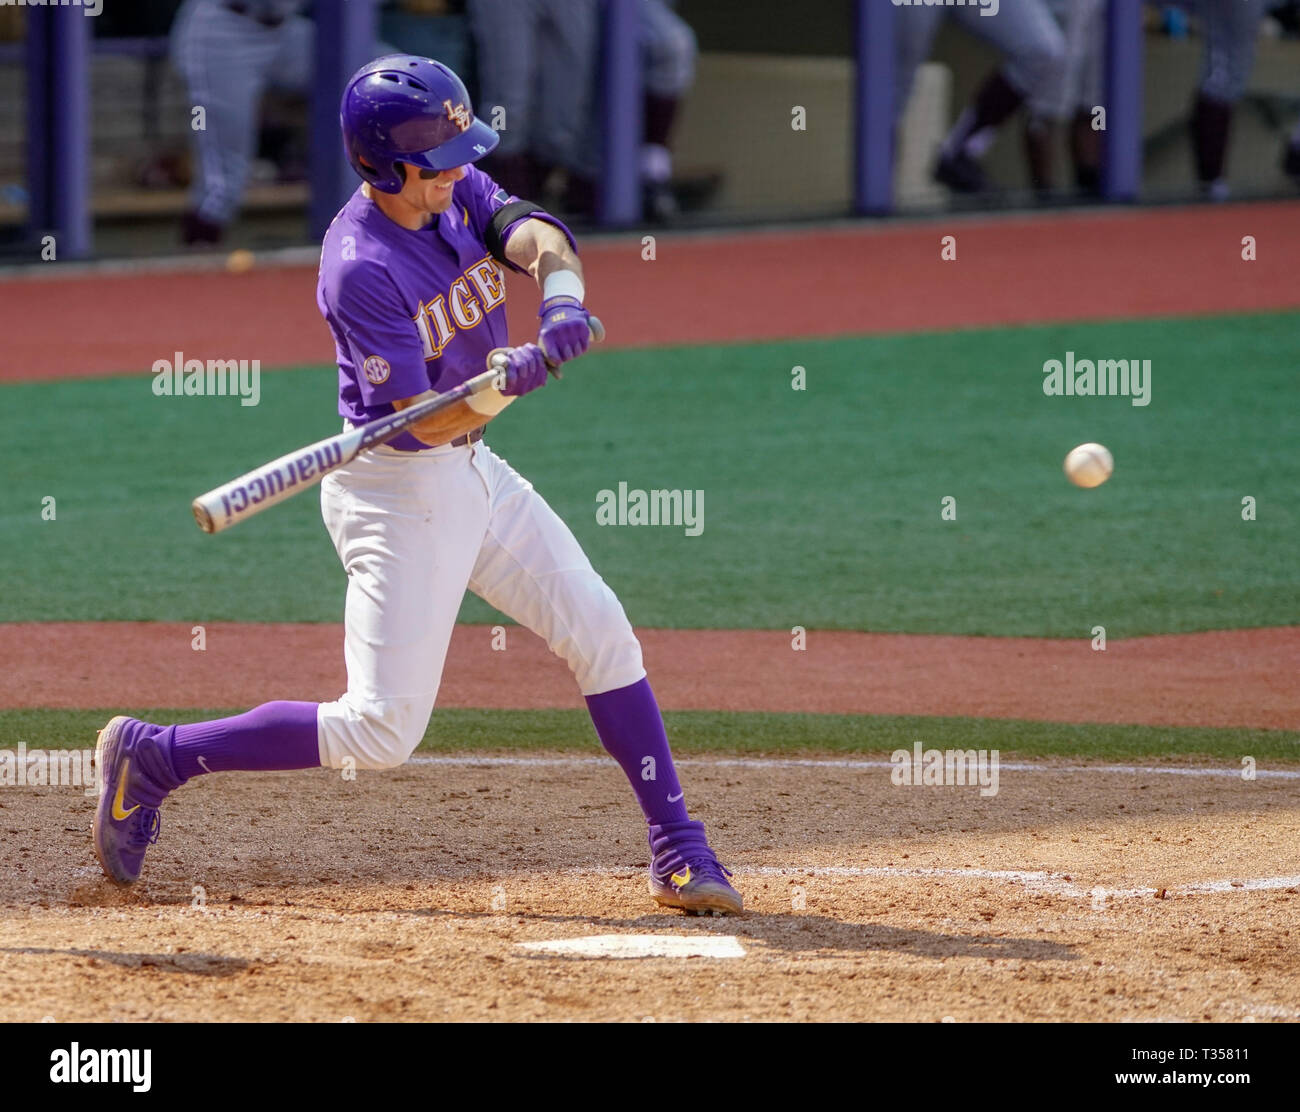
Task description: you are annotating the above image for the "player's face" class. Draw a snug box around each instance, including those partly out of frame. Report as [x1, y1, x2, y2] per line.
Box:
[401, 163, 466, 214]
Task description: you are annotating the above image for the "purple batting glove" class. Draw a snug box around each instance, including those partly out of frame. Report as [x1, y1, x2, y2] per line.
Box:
[500, 342, 549, 397]
[537, 295, 592, 367]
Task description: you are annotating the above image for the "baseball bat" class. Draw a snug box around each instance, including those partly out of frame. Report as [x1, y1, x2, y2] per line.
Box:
[191, 317, 603, 535]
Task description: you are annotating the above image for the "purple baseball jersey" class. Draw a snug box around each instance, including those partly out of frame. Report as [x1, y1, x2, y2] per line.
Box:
[316, 165, 573, 452]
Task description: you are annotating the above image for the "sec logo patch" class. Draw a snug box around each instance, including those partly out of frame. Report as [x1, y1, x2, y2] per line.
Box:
[362, 355, 391, 385]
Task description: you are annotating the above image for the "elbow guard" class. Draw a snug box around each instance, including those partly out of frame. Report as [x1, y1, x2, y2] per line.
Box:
[486, 201, 544, 265]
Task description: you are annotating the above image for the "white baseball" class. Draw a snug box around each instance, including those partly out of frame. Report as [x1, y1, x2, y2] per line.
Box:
[1064, 442, 1114, 488]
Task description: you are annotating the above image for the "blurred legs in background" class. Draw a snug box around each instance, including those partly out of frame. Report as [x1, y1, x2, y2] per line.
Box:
[1182, 0, 1268, 200]
[170, 0, 313, 245]
[171, 0, 395, 245]
[639, 0, 697, 222]
[467, 0, 601, 215]
[894, 1, 1065, 194]
[1024, 0, 1106, 196]
[1284, 117, 1300, 182]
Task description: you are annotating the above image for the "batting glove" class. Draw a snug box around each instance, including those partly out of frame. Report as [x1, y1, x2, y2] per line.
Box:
[537, 296, 592, 367]
[500, 342, 549, 397]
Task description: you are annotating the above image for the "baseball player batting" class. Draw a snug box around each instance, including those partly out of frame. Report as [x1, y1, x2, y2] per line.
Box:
[93, 55, 742, 917]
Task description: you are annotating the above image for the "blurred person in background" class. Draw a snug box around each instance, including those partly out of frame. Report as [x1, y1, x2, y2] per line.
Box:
[1265, 3, 1300, 183]
[1044, 0, 1268, 201]
[1285, 118, 1300, 183]
[467, 0, 602, 218]
[1019, 1, 1271, 201]
[380, 0, 472, 75]
[468, 0, 700, 223]
[1023, 0, 1106, 197]
[894, 0, 1066, 194]
[171, 0, 313, 245]
[1168, 0, 1269, 200]
[171, 0, 397, 245]
[639, 0, 697, 222]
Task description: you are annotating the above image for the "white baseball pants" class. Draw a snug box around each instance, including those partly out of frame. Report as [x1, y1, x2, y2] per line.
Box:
[316, 439, 645, 770]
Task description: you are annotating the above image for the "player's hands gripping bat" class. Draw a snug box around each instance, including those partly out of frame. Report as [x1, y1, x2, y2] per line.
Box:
[497, 343, 550, 396]
[538, 295, 596, 375]
[191, 316, 603, 535]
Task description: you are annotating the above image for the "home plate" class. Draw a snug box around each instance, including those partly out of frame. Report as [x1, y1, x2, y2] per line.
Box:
[517, 934, 746, 959]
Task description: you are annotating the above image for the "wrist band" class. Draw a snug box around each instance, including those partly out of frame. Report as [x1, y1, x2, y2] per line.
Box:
[542, 269, 585, 305]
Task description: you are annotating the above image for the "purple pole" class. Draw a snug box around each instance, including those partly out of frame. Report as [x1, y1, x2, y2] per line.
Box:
[310, 0, 378, 239]
[598, 0, 642, 227]
[854, 0, 894, 215]
[51, 5, 91, 257]
[1102, 0, 1143, 202]
[24, 9, 51, 233]
[26, 5, 91, 258]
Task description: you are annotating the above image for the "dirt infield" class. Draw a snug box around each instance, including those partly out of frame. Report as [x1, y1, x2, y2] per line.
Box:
[4, 622, 1297, 728]
[6, 623, 1293, 1021]
[1, 756, 1297, 1021]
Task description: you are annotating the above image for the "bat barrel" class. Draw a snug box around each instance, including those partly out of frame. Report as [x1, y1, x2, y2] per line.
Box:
[193, 430, 361, 534]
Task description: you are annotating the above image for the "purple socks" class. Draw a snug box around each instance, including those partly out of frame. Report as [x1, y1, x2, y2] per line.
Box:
[166, 684, 685, 832]
[585, 677, 689, 827]
[168, 700, 322, 780]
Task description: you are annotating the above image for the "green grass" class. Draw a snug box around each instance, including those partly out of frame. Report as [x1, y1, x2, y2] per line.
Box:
[5, 708, 1297, 763]
[2, 310, 1297, 633]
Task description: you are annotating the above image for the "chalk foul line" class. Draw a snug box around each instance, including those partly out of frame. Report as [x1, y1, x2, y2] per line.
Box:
[410, 754, 1300, 779]
[555, 865, 1299, 903]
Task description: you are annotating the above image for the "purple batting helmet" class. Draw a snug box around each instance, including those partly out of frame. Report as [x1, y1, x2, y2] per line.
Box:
[340, 54, 499, 193]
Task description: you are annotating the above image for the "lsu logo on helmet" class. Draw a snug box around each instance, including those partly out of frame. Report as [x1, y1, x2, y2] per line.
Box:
[443, 99, 472, 134]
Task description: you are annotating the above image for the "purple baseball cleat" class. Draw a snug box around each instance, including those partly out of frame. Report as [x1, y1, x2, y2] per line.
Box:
[93, 716, 184, 885]
[648, 819, 743, 916]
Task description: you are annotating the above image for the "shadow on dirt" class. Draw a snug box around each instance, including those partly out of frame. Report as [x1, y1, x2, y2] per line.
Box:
[0, 946, 249, 976]
[373, 906, 1079, 963]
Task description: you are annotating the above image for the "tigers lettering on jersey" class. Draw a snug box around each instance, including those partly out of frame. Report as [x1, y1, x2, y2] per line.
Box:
[413, 253, 507, 361]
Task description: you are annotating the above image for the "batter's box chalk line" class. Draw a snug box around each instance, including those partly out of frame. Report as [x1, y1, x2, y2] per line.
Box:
[567, 865, 1300, 902]
[516, 934, 746, 959]
[409, 755, 1300, 780]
